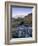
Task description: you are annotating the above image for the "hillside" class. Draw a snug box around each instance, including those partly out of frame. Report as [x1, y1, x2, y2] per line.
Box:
[11, 13, 32, 28]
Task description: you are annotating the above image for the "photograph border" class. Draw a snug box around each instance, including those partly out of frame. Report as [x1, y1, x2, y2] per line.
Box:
[5, 1, 37, 45]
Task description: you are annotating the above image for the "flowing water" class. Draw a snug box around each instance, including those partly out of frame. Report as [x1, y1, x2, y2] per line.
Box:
[12, 24, 32, 38]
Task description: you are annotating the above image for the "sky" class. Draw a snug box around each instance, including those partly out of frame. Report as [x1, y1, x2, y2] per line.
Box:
[12, 7, 32, 18]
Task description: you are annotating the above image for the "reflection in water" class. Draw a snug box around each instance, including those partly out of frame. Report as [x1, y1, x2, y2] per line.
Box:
[11, 24, 32, 38]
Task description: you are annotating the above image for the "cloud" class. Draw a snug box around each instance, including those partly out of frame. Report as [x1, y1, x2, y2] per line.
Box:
[12, 12, 32, 18]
